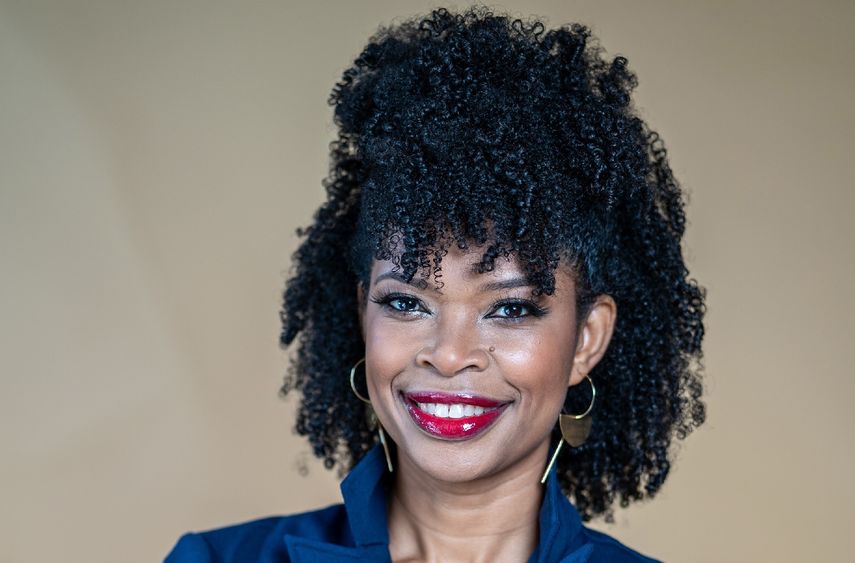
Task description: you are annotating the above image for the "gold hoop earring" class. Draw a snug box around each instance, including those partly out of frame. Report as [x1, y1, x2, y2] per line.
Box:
[540, 374, 596, 484]
[349, 358, 394, 473]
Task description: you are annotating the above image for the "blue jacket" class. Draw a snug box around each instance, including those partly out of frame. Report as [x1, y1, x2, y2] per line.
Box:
[165, 445, 659, 562]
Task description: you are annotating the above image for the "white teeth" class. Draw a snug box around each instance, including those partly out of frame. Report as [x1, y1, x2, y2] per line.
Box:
[416, 402, 491, 418]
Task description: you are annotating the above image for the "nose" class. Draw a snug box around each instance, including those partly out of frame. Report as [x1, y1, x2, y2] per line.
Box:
[414, 314, 490, 376]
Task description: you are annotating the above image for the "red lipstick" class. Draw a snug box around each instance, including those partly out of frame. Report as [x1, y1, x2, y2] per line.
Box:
[403, 392, 508, 440]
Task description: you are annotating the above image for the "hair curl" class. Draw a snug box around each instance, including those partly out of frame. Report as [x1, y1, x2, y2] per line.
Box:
[280, 6, 705, 521]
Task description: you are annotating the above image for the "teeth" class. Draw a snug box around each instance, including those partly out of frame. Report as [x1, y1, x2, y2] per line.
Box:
[416, 402, 490, 418]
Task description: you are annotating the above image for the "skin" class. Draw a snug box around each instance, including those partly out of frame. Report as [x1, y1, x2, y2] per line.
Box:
[356, 244, 616, 563]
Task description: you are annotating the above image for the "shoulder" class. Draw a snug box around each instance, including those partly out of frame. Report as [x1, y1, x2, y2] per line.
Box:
[164, 504, 351, 562]
[579, 526, 661, 563]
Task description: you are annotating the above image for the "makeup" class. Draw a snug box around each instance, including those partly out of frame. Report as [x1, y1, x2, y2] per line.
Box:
[403, 392, 508, 439]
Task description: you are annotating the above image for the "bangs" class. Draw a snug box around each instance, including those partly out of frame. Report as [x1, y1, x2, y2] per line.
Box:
[349, 175, 579, 297]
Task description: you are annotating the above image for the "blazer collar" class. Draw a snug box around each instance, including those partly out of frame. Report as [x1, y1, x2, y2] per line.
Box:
[286, 444, 590, 562]
[284, 446, 392, 563]
[340, 444, 393, 547]
[530, 455, 587, 562]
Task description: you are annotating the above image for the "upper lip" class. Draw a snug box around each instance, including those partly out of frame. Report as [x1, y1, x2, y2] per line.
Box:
[403, 391, 508, 408]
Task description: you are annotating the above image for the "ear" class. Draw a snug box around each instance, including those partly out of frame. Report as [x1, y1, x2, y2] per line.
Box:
[569, 294, 617, 386]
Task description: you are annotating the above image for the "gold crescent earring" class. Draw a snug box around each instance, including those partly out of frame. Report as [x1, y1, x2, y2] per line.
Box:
[540, 374, 596, 484]
[349, 358, 394, 473]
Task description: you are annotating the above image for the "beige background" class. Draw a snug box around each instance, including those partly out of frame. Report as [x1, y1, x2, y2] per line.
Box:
[1, 1, 853, 562]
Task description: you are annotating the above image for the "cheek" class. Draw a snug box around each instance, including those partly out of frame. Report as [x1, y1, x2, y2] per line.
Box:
[495, 307, 577, 368]
[494, 323, 577, 417]
[362, 312, 421, 392]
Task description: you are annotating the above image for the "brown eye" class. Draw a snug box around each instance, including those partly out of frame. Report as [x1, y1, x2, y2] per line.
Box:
[488, 299, 548, 320]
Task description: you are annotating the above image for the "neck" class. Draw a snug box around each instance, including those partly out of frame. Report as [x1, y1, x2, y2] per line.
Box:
[387, 442, 548, 563]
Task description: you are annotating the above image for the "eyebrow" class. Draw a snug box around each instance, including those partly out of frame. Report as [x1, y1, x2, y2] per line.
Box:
[373, 271, 431, 290]
[372, 271, 533, 293]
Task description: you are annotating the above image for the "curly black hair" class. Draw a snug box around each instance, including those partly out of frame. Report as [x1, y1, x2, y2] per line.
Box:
[279, 6, 705, 522]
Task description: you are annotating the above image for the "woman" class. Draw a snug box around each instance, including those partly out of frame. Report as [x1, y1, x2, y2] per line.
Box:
[166, 7, 705, 562]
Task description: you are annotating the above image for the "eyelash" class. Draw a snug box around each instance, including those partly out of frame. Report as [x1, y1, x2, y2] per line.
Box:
[369, 290, 549, 321]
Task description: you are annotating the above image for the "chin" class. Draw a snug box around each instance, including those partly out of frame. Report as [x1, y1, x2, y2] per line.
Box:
[410, 453, 490, 484]
[395, 433, 507, 483]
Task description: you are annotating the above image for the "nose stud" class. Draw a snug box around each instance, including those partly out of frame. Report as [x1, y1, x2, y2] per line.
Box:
[488, 346, 496, 352]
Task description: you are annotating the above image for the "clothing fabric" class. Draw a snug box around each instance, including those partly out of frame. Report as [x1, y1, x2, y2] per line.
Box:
[165, 445, 659, 562]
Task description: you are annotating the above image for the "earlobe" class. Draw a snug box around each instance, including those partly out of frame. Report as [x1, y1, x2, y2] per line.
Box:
[570, 294, 617, 386]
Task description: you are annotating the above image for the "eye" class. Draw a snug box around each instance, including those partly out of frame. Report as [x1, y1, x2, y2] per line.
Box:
[488, 299, 547, 320]
[388, 296, 422, 312]
[370, 291, 429, 316]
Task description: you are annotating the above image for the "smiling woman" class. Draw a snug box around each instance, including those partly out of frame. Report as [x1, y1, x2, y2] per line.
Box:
[166, 6, 705, 562]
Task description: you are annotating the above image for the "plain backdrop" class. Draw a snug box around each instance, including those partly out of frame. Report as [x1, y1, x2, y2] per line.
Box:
[2, 1, 853, 562]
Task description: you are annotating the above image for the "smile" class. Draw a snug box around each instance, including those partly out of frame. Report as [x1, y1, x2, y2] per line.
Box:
[403, 392, 508, 440]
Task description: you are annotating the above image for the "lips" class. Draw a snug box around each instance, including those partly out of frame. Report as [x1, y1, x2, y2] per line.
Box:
[403, 392, 508, 439]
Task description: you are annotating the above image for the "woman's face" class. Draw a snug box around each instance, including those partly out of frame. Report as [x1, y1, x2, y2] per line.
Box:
[357, 244, 616, 484]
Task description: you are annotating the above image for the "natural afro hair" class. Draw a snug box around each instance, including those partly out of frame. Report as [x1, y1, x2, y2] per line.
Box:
[280, 6, 705, 521]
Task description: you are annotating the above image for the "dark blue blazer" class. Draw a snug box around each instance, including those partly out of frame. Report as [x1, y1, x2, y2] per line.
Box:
[165, 446, 659, 562]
